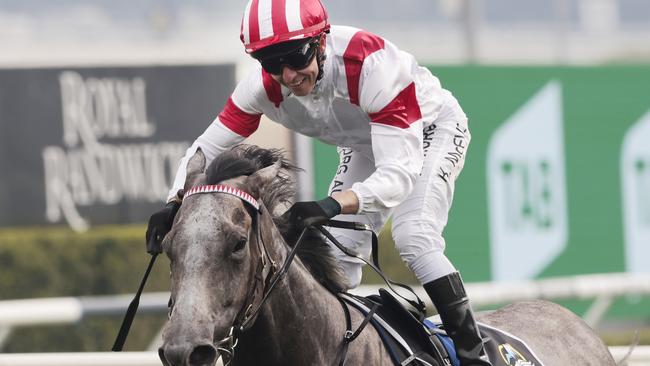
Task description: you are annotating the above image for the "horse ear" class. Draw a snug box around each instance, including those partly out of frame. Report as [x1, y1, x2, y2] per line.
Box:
[245, 160, 281, 198]
[184, 148, 206, 190]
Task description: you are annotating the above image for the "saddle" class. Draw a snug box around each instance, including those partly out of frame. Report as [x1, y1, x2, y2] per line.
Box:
[340, 289, 452, 366]
[340, 289, 544, 366]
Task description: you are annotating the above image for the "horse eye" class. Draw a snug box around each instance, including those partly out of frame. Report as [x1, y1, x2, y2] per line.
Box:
[233, 238, 247, 253]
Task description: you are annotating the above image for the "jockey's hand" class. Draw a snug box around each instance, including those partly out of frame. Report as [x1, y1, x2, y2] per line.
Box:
[145, 200, 181, 254]
[285, 197, 341, 227]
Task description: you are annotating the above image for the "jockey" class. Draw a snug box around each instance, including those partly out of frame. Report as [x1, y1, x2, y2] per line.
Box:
[146, 0, 490, 364]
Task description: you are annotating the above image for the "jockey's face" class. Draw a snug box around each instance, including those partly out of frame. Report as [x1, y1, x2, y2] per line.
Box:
[272, 56, 318, 96]
[269, 37, 325, 96]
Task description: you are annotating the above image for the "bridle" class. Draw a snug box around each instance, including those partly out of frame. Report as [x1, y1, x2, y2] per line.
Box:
[114, 181, 426, 365]
[183, 184, 425, 366]
[180, 184, 308, 365]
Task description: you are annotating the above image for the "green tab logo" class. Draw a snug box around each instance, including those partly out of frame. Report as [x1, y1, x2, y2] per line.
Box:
[487, 81, 568, 281]
[621, 109, 650, 273]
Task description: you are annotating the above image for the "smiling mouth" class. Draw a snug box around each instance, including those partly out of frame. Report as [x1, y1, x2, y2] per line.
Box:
[287, 78, 305, 87]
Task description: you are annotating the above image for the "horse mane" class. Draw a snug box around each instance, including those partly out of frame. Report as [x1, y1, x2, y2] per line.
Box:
[205, 145, 349, 294]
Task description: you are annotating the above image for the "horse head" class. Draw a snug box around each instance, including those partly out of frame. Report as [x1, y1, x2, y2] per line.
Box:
[158, 146, 292, 366]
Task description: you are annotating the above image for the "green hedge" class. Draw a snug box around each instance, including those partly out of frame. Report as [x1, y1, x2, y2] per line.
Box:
[0, 225, 170, 352]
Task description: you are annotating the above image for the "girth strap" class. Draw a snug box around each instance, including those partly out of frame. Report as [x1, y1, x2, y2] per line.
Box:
[339, 293, 436, 366]
[336, 294, 379, 366]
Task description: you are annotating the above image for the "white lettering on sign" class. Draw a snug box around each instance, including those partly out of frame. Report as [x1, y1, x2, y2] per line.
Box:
[621, 109, 650, 273]
[487, 81, 568, 281]
[42, 71, 190, 231]
[59, 71, 156, 147]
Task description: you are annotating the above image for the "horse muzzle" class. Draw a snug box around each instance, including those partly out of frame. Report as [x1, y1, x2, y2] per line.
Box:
[159, 342, 219, 366]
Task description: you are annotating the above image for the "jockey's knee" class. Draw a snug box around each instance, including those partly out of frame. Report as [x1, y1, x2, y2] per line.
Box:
[328, 227, 372, 289]
[392, 220, 455, 283]
[406, 250, 456, 284]
[392, 219, 445, 260]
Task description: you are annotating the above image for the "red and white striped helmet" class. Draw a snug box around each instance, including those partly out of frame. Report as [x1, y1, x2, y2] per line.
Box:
[240, 0, 330, 54]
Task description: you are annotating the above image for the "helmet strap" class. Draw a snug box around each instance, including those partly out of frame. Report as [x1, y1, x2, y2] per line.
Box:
[316, 50, 326, 81]
[315, 33, 327, 81]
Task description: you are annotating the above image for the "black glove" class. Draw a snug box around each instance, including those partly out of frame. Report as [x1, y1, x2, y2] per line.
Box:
[145, 200, 181, 254]
[285, 197, 341, 227]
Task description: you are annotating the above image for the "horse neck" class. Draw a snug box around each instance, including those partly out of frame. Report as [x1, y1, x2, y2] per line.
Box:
[236, 227, 347, 365]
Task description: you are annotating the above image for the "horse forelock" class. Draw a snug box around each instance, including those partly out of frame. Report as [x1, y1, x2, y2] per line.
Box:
[204, 145, 349, 294]
[205, 145, 294, 213]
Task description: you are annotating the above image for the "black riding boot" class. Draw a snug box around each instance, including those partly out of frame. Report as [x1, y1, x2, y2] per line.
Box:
[424, 272, 492, 366]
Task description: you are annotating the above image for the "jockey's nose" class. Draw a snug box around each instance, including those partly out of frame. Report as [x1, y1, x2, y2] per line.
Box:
[282, 66, 298, 82]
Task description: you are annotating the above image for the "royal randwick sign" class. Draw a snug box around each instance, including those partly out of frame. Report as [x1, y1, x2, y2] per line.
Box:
[43, 71, 188, 231]
[0, 65, 235, 231]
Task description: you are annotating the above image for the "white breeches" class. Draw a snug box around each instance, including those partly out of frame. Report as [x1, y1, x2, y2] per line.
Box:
[326, 118, 470, 288]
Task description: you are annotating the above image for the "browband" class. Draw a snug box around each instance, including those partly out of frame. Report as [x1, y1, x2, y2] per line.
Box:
[184, 184, 260, 211]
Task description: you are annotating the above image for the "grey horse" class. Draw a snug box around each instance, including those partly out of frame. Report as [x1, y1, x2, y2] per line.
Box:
[158, 145, 618, 366]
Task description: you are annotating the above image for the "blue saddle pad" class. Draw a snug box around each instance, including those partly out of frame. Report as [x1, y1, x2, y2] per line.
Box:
[423, 319, 459, 366]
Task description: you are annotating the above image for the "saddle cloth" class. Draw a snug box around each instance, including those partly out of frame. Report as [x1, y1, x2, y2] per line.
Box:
[425, 319, 545, 366]
[340, 290, 545, 366]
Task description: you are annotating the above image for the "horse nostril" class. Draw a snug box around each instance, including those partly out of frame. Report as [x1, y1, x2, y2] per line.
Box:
[189, 344, 218, 366]
[158, 347, 172, 366]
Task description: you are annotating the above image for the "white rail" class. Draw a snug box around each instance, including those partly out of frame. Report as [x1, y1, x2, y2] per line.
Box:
[610, 346, 650, 365]
[0, 352, 160, 366]
[354, 272, 650, 307]
[354, 272, 650, 327]
[2, 273, 650, 328]
[0, 293, 170, 327]
[0, 298, 83, 326]
[0, 348, 648, 366]
[1, 272, 649, 359]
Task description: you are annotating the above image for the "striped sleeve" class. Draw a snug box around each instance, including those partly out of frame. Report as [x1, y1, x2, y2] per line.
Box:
[217, 68, 274, 137]
[218, 97, 261, 138]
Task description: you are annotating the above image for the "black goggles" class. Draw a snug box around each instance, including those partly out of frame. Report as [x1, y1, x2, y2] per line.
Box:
[256, 40, 318, 75]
